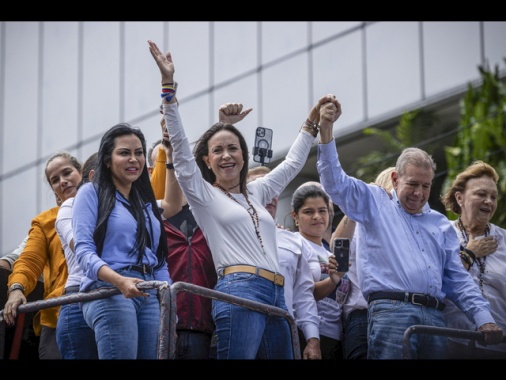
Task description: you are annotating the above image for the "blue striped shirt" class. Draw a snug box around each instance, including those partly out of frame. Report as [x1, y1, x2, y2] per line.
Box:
[317, 140, 495, 328]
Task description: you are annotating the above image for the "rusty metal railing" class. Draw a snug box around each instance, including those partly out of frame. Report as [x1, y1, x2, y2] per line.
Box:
[1, 281, 300, 360]
[0, 281, 168, 359]
[163, 281, 301, 359]
[402, 324, 506, 359]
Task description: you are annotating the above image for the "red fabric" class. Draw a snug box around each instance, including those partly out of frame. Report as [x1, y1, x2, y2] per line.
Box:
[164, 222, 217, 335]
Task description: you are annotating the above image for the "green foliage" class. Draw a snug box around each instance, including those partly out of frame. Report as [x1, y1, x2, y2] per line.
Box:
[354, 109, 439, 183]
[443, 60, 506, 227]
[351, 60, 506, 224]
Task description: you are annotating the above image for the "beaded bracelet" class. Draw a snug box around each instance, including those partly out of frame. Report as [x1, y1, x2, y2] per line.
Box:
[459, 251, 474, 269]
[463, 247, 477, 261]
[161, 82, 178, 103]
[300, 119, 319, 137]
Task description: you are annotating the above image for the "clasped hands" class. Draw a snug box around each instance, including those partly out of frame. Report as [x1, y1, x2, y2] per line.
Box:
[308, 94, 341, 127]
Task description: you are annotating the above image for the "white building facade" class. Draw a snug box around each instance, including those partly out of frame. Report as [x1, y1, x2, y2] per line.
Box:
[1, 21, 506, 255]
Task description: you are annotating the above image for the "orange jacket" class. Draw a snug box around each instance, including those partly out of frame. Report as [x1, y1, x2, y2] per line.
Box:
[8, 206, 68, 335]
[151, 148, 167, 199]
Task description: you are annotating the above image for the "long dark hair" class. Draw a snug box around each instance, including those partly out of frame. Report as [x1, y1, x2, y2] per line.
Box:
[193, 122, 250, 194]
[92, 123, 168, 269]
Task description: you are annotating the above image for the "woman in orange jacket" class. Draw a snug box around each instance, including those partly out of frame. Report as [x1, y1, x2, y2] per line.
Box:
[3, 151, 82, 359]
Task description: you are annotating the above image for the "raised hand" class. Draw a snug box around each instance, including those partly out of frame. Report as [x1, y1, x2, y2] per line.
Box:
[218, 103, 253, 125]
[315, 95, 341, 144]
[148, 40, 174, 83]
[320, 99, 341, 125]
[159, 118, 173, 155]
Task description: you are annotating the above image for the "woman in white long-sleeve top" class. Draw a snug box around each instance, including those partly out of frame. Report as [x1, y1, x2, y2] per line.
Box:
[148, 39, 339, 359]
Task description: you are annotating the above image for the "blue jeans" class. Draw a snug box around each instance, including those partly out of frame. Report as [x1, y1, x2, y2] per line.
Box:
[367, 299, 448, 359]
[176, 330, 212, 359]
[343, 308, 368, 360]
[56, 289, 98, 359]
[212, 273, 293, 359]
[81, 268, 161, 359]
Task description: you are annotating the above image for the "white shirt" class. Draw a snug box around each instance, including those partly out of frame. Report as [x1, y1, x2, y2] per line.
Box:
[276, 228, 320, 341]
[55, 198, 83, 288]
[164, 102, 315, 274]
[343, 230, 368, 317]
[444, 222, 506, 352]
[297, 232, 343, 341]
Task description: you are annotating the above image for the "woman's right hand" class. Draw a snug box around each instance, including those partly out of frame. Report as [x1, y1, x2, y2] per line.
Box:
[466, 235, 499, 259]
[2, 290, 27, 325]
[116, 276, 149, 299]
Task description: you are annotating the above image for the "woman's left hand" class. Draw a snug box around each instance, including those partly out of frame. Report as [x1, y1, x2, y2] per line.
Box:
[328, 255, 346, 284]
[218, 103, 253, 125]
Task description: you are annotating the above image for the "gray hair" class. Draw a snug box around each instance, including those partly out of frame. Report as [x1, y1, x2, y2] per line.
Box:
[396, 147, 436, 178]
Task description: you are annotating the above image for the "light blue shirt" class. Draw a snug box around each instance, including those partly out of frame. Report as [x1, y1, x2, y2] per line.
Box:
[317, 139, 495, 329]
[72, 182, 171, 292]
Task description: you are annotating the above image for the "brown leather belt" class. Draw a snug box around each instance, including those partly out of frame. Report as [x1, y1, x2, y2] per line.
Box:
[222, 265, 285, 286]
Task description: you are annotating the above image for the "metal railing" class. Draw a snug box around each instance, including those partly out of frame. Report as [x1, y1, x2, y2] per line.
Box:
[402, 324, 506, 359]
[1, 281, 301, 360]
[165, 281, 301, 359]
[10, 282, 504, 360]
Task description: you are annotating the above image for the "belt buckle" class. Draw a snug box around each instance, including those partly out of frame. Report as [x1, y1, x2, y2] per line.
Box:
[410, 293, 426, 306]
[141, 264, 148, 275]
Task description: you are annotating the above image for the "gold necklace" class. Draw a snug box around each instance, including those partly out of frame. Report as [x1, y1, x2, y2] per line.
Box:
[213, 183, 265, 253]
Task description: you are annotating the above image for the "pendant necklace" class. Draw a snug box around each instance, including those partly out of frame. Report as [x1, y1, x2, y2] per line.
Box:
[457, 217, 490, 292]
[213, 183, 265, 253]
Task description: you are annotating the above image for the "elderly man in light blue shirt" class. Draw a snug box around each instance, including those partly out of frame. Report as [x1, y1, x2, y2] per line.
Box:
[315, 97, 503, 359]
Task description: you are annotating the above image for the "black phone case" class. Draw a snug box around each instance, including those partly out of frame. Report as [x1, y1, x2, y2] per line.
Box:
[333, 238, 350, 272]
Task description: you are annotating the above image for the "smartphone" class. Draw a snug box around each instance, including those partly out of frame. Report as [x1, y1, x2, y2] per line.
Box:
[333, 238, 350, 272]
[253, 127, 273, 164]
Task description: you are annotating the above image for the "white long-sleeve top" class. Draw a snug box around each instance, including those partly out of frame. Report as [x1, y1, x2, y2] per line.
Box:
[276, 228, 320, 340]
[163, 103, 315, 274]
[343, 229, 368, 317]
[444, 222, 506, 352]
[55, 198, 83, 288]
